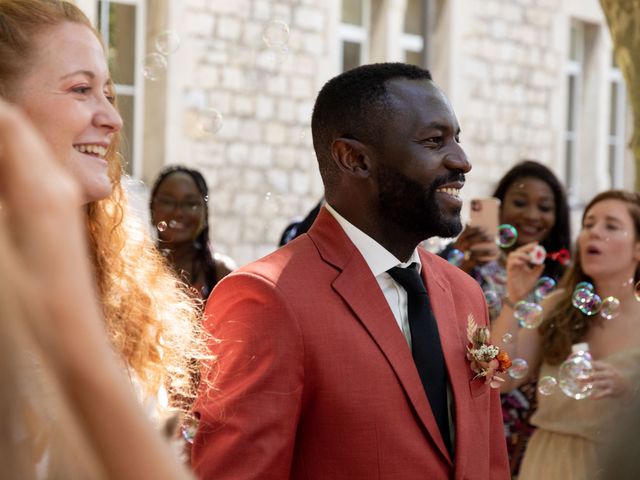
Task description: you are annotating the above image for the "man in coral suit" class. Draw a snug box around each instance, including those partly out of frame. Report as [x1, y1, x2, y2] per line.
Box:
[193, 63, 509, 480]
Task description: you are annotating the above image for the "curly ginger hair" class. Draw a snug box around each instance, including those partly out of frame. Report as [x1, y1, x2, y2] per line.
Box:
[0, 0, 208, 404]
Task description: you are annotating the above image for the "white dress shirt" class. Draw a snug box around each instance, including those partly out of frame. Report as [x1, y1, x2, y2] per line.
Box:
[325, 203, 420, 347]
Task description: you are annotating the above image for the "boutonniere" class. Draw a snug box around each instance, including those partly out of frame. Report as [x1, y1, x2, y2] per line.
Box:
[466, 315, 511, 388]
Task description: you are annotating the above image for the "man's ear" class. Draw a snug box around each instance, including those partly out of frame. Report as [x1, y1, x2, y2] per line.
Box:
[330, 137, 371, 179]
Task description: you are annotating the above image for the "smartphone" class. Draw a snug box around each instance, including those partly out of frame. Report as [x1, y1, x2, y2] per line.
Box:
[469, 197, 501, 239]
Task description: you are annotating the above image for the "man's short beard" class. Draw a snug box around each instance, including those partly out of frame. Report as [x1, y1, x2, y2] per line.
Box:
[376, 164, 463, 240]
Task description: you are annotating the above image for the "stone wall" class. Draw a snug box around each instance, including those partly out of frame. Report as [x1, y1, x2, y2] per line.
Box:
[164, 0, 329, 266]
[456, 0, 560, 201]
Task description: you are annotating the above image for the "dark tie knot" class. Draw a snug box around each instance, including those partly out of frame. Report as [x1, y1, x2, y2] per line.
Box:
[387, 264, 427, 295]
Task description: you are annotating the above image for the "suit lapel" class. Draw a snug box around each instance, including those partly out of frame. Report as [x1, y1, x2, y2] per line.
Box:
[420, 251, 477, 472]
[308, 209, 453, 464]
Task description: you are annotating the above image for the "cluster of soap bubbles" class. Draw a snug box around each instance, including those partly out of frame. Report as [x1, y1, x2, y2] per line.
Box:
[513, 300, 544, 329]
[526, 346, 596, 401]
[143, 30, 181, 81]
[558, 347, 594, 399]
[571, 282, 620, 319]
[503, 276, 557, 324]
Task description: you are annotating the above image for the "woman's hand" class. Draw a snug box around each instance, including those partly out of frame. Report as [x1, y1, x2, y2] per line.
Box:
[590, 361, 633, 400]
[505, 242, 545, 302]
[452, 225, 500, 272]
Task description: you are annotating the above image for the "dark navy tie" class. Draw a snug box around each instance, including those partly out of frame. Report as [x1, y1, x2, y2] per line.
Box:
[387, 264, 451, 454]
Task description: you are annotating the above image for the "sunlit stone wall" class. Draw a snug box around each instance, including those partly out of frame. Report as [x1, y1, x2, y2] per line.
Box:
[162, 0, 331, 265]
[452, 0, 560, 204]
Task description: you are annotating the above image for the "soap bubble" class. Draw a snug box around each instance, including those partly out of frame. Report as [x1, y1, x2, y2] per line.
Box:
[514, 301, 544, 329]
[571, 287, 594, 309]
[168, 219, 180, 229]
[558, 355, 593, 399]
[577, 293, 602, 316]
[142, 52, 167, 81]
[538, 376, 558, 396]
[197, 108, 224, 135]
[575, 281, 594, 292]
[155, 30, 181, 55]
[497, 224, 518, 248]
[534, 276, 556, 302]
[600, 296, 620, 320]
[262, 20, 290, 49]
[508, 358, 529, 379]
[157, 221, 167, 232]
[422, 238, 442, 253]
[484, 290, 501, 310]
[181, 416, 198, 444]
[501, 333, 513, 344]
[447, 248, 465, 267]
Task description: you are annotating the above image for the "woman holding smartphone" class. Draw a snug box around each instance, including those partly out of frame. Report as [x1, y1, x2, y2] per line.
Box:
[440, 160, 571, 475]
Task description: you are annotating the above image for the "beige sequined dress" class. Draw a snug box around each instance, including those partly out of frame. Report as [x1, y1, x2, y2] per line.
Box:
[518, 347, 640, 480]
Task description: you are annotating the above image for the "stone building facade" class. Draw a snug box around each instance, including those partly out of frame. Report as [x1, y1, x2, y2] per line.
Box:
[77, 0, 635, 265]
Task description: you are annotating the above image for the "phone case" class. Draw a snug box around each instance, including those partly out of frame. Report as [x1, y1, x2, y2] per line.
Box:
[469, 198, 501, 238]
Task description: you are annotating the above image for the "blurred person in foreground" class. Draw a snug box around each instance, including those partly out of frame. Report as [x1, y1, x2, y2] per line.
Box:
[0, 97, 193, 479]
[192, 62, 509, 479]
[0, 0, 206, 430]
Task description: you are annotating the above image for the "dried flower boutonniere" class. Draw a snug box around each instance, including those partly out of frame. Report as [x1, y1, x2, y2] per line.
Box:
[466, 315, 511, 388]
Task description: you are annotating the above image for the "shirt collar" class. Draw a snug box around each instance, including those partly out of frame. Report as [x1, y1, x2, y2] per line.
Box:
[325, 203, 422, 276]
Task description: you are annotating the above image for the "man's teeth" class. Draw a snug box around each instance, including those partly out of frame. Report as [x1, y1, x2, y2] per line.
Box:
[436, 187, 460, 197]
[74, 144, 107, 157]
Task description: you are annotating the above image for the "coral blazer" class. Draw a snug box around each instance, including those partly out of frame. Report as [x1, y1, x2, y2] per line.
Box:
[192, 208, 509, 480]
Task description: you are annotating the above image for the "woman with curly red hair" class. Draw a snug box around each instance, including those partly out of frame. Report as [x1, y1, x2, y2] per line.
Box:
[0, 0, 205, 433]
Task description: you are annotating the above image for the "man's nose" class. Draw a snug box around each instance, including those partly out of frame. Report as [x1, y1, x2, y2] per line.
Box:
[444, 143, 471, 173]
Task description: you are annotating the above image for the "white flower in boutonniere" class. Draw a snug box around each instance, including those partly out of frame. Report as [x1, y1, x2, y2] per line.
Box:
[466, 315, 512, 389]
